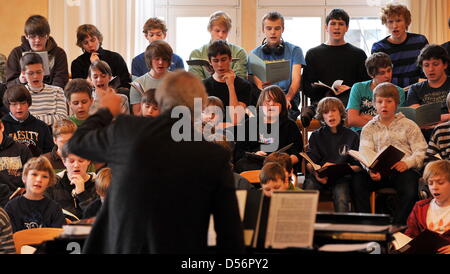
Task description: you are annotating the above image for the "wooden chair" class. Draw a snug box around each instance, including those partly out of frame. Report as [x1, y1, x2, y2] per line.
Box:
[240, 170, 261, 185]
[370, 188, 398, 214]
[13, 228, 64, 254]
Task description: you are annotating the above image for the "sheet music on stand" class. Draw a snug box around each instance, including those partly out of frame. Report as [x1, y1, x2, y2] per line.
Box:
[264, 191, 319, 249]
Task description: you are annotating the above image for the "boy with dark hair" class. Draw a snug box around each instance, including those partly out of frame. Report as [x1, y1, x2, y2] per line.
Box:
[130, 40, 172, 115]
[347, 52, 405, 132]
[406, 44, 450, 122]
[5, 15, 69, 89]
[372, 3, 428, 88]
[71, 24, 131, 89]
[140, 89, 160, 118]
[263, 152, 295, 185]
[204, 40, 251, 125]
[189, 11, 248, 80]
[2, 85, 54, 156]
[302, 8, 369, 127]
[0, 119, 33, 206]
[64, 78, 94, 126]
[132, 17, 184, 78]
[5, 156, 65, 232]
[353, 83, 427, 224]
[303, 97, 360, 212]
[46, 143, 97, 220]
[19, 53, 68, 126]
[251, 11, 305, 119]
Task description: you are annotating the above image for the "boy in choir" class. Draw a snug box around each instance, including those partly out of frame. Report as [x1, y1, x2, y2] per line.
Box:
[406, 44, 450, 141]
[0, 119, 33, 207]
[301, 8, 369, 127]
[425, 92, 450, 164]
[140, 89, 160, 118]
[251, 11, 305, 119]
[352, 82, 427, 225]
[2, 85, 54, 156]
[129, 40, 172, 115]
[347, 52, 406, 133]
[132, 17, 184, 78]
[5, 156, 65, 232]
[405, 160, 450, 253]
[189, 11, 248, 80]
[303, 97, 360, 212]
[259, 162, 300, 197]
[71, 24, 131, 90]
[83, 167, 111, 219]
[5, 15, 69, 89]
[43, 119, 77, 173]
[20, 53, 68, 126]
[64, 78, 94, 126]
[372, 3, 428, 88]
[204, 40, 251, 125]
[46, 143, 97, 220]
[89, 60, 130, 115]
[263, 152, 296, 188]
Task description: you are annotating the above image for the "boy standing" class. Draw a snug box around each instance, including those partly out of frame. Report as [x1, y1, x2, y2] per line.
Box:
[64, 79, 94, 126]
[2, 85, 54, 156]
[20, 53, 68, 126]
[189, 11, 248, 80]
[130, 40, 172, 115]
[371, 3, 428, 88]
[71, 24, 131, 89]
[5, 15, 69, 89]
[5, 156, 65, 232]
[353, 82, 427, 225]
[132, 17, 184, 78]
[405, 160, 450, 253]
[303, 97, 361, 212]
[302, 9, 368, 126]
[251, 11, 305, 116]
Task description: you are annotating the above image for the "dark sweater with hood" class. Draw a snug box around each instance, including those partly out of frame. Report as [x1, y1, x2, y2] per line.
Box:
[2, 113, 54, 156]
[71, 47, 131, 89]
[6, 36, 69, 89]
[0, 135, 33, 193]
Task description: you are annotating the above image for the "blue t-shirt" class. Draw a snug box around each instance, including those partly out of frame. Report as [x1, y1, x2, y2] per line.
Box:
[250, 41, 305, 93]
[131, 52, 184, 78]
[347, 80, 405, 131]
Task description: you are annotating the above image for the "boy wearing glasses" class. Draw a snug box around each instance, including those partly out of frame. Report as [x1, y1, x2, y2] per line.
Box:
[5, 15, 69, 89]
[19, 53, 67, 126]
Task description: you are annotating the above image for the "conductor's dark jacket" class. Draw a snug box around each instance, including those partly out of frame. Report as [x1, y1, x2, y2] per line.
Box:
[68, 109, 245, 254]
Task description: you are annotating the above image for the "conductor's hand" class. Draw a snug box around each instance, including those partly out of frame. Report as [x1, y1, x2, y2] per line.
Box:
[90, 52, 100, 63]
[437, 244, 450, 254]
[100, 92, 122, 117]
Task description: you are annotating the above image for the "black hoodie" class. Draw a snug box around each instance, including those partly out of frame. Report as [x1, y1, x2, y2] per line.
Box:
[2, 113, 54, 156]
[0, 134, 32, 192]
[5, 36, 69, 89]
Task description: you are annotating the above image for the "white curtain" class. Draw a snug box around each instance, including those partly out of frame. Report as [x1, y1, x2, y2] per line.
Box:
[48, 0, 154, 73]
[409, 0, 448, 44]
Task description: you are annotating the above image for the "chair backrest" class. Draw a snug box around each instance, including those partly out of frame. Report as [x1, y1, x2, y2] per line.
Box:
[13, 228, 64, 254]
[240, 170, 261, 184]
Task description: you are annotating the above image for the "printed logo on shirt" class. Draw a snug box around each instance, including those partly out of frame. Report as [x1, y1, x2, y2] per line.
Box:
[339, 145, 350, 156]
[9, 131, 39, 147]
[0, 156, 23, 177]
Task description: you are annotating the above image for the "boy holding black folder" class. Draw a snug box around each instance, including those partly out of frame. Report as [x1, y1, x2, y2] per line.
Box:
[353, 82, 427, 225]
[302, 97, 360, 212]
[403, 160, 450, 254]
